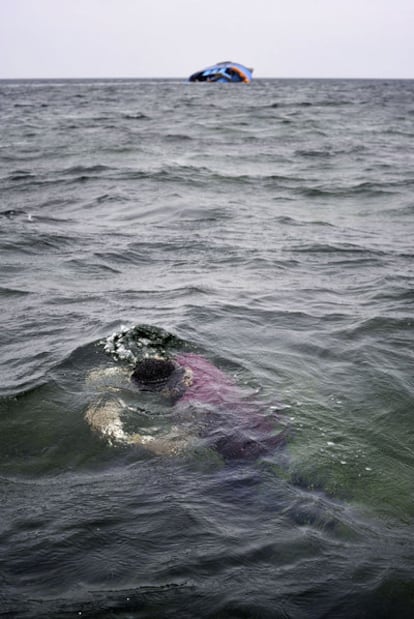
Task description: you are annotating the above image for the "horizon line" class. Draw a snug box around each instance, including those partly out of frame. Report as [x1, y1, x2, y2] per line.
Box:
[1, 75, 413, 81]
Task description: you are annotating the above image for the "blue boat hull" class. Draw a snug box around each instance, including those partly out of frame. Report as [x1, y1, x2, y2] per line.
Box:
[188, 61, 253, 83]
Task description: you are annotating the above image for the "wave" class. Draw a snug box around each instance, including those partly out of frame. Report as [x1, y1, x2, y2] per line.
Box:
[7, 169, 37, 181]
[298, 180, 410, 197]
[290, 241, 386, 257]
[1, 231, 76, 255]
[2, 163, 412, 201]
[0, 207, 29, 219]
[122, 112, 151, 120]
[261, 99, 354, 110]
[61, 164, 113, 175]
[0, 286, 31, 297]
[65, 258, 122, 276]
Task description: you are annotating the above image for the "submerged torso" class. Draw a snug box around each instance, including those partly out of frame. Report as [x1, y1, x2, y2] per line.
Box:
[175, 353, 242, 407]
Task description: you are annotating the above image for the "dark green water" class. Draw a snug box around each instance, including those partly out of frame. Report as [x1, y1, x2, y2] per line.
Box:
[1, 78, 414, 617]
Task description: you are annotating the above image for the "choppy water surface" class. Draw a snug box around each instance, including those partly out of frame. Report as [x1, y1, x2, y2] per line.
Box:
[1, 78, 414, 617]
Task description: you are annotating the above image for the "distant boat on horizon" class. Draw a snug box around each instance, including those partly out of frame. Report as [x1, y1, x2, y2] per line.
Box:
[188, 61, 253, 83]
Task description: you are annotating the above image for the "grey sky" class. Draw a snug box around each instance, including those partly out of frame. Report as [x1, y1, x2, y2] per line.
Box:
[1, 0, 413, 79]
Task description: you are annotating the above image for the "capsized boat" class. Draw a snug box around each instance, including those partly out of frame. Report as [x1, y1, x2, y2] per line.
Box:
[188, 61, 253, 83]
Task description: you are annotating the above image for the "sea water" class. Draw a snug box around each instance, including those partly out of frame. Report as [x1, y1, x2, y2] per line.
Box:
[1, 78, 414, 617]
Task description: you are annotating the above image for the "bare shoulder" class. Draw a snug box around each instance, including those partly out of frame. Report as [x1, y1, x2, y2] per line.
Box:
[85, 396, 128, 445]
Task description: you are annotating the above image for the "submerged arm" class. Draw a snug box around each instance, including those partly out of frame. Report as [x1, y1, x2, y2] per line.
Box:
[85, 395, 195, 454]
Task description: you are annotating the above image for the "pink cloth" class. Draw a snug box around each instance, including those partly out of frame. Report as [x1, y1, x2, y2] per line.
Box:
[172, 353, 286, 460]
[174, 353, 242, 407]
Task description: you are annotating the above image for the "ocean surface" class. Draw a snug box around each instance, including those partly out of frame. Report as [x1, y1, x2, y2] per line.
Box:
[1, 78, 414, 618]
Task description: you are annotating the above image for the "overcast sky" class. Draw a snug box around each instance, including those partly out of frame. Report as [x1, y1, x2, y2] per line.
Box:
[1, 0, 413, 79]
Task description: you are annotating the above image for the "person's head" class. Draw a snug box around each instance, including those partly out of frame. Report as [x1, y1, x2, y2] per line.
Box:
[131, 356, 193, 402]
[131, 357, 177, 392]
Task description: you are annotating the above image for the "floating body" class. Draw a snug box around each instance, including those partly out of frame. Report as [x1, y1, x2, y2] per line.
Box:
[86, 353, 284, 459]
[188, 61, 253, 83]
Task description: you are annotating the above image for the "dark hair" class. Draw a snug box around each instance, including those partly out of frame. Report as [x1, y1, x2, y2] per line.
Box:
[131, 358, 177, 390]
